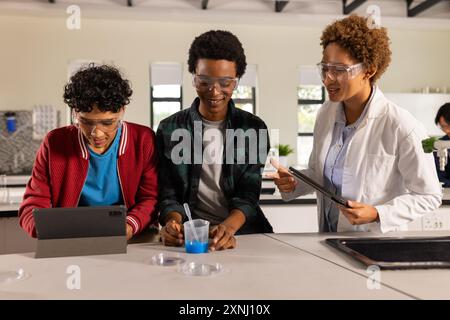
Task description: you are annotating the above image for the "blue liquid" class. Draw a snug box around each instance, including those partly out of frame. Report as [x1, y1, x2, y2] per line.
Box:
[6, 117, 16, 133]
[185, 240, 208, 254]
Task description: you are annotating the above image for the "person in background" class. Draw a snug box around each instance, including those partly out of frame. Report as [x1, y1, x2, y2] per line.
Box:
[19, 65, 158, 240]
[434, 103, 450, 187]
[157, 30, 273, 251]
[271, 15, 442, 233]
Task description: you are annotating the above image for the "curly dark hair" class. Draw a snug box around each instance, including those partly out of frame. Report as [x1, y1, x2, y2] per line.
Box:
[188, 30, 247, 78]
[320, 15, 391, 84]
[64, 64, 132, 113]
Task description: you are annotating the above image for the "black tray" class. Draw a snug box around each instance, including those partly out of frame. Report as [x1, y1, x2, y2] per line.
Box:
[326, 236, 450, 270]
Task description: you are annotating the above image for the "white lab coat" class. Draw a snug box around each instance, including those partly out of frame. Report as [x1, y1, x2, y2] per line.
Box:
[283, 87, 442, 233]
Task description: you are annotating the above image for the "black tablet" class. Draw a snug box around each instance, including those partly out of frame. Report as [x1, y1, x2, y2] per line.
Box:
[288, 167, 349, 207]
[33, 206, 127, 240]
[326, 237, 450, 269]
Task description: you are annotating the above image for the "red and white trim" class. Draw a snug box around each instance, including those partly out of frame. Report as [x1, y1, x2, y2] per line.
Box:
[126, 215, 140, 235]
[77, 129, 89, 160]
[119, 122, 128, 156]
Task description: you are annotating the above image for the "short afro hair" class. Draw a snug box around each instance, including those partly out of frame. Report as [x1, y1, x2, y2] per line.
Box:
[64, 64, 132, 113]
[320, 15, 392, 84]
[435, 103, 450, 125]
[188, 30, 247, 78]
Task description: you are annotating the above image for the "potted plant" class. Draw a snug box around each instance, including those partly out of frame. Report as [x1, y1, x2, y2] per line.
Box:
[276, 144, 294, 167]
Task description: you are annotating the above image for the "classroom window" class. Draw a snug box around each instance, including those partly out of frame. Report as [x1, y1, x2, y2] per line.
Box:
[150, 63, 182, 131]
[232, 64, 257, 114]
[151, 85, 182, 131]
[297, 66, 325, 167]
[232, 86, 255, 114]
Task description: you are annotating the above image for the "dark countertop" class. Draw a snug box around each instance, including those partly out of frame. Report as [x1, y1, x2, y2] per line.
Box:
[0, 210, 19, 218]
[260, 198, 317, 205]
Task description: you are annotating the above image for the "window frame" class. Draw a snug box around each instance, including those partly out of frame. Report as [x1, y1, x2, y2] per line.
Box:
[297, 86, 326, 166]
[297, 86, 326, 137]
[233, 87, 256, 114]
[150, 85, 183, 128]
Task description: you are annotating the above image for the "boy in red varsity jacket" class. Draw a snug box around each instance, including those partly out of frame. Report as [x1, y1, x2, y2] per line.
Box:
[19, 65, 158, 240]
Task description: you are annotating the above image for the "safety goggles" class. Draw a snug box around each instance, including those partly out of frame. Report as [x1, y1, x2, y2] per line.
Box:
[74, 114, 122, 133]
[316, 62, 364, 82]
[192, 74, 239, 92]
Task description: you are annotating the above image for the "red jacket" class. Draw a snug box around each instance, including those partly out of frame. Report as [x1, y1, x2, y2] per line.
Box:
[19, 122, 159, 238]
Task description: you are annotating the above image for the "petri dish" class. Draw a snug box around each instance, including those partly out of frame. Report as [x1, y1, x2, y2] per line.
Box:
[178, 262, 223, 276]
[0, 269, 30, 284]
[150, 253, 185, 266]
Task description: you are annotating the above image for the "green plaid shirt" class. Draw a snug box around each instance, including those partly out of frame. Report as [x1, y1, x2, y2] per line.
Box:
[156, 98, 273, 234]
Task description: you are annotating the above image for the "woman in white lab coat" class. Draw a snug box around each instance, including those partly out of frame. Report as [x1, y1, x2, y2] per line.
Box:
[273, 15, 442, 233]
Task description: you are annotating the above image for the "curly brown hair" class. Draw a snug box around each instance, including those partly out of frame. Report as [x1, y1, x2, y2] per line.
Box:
[320, 15, 391, 84]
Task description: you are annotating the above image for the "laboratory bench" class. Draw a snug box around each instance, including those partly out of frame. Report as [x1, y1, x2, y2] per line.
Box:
[268, 231, 450, 300]
[1, 231, 449, 300]
[0, 233, 413, 300]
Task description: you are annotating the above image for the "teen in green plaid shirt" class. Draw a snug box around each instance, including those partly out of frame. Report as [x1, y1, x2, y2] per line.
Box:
[157, 30, 273, 251]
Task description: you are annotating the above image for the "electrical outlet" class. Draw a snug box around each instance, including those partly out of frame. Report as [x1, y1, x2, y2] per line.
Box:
[422, 213, 445, 231]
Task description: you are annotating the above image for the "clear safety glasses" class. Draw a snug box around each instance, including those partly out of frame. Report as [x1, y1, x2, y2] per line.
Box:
[192, 74, 239, 93]
[74, 114, 122, 133]
[316, 62, 364, 82]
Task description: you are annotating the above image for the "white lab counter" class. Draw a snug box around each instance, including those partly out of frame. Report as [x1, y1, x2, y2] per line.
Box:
[0, 233, 410, 300]
[269, 231, 450, 300]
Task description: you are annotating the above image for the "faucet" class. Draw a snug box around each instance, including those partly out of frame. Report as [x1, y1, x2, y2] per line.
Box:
[433, 140, 450, 171]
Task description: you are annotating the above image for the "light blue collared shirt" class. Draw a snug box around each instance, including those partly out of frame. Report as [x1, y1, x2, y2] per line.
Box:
[322, 88, 374, 232]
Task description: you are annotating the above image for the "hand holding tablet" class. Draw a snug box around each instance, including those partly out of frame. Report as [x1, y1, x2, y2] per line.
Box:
[269, 157, 350, 208]
[267, 158, 297, 193]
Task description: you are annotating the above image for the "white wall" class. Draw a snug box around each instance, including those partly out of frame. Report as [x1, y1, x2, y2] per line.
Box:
[385, 93, 450, 136]
[1, 12, 450, 164]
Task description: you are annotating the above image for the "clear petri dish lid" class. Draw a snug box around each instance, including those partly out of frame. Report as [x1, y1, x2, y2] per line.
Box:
[150, 253, 186, 267]
[178, 262, 223, 277]
[0, 269, 30, 284]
